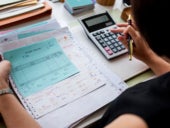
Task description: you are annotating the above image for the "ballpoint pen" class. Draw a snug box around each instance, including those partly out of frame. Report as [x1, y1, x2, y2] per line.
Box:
[127, 14, 133, 61]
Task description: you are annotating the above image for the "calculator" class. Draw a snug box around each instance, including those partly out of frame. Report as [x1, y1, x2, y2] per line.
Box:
[78, 11, 128, 59]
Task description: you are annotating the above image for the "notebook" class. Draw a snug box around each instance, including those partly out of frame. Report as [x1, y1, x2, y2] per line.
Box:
[64, 0, 94, 15]
[66, 0, 93, 9]
[64, 3, 94, 15]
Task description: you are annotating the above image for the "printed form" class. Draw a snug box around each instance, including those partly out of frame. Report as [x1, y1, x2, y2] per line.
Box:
[0, 27, 127, 128]
[3, 38, 79, 98]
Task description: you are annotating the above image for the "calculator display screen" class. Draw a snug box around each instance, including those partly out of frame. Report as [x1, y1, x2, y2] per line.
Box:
[82, 12, 115, 32]
[85, 15, 109, 27]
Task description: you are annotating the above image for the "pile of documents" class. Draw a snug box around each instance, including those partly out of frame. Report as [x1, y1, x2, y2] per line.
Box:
[0, 18, 128, 128]
[64, 0, 95, 15]
[0, 0, 52, 28]
[0, 0, 43, 20]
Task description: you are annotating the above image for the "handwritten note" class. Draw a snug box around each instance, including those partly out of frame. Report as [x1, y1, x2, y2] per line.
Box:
[3, 37, 79, 97]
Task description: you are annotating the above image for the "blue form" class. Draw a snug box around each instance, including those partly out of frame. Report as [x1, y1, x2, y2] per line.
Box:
[4, 37, 79, 97]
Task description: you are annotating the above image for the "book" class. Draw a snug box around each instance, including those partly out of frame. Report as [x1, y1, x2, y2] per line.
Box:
[64, 0, 95, 15]
[65, 0, 94, 9]
[64, 2, 94, 15]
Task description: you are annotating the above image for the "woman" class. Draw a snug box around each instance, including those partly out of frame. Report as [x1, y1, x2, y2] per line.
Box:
[90, 0, 170, 127]
[0, 0, 170, 128]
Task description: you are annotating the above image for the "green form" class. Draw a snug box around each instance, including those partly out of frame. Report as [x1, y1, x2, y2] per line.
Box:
[3, 37, 79, 98]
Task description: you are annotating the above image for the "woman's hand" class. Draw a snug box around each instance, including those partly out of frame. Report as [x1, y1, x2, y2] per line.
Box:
[111, 23, 154, 62]
[0, 60, 11, 90]
[111, 23, 170, 75]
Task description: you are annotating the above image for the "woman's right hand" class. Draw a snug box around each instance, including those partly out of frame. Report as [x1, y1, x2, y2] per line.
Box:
[111, 23, 155, 63]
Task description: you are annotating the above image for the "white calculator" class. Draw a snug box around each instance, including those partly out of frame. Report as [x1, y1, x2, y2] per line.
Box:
[78, 11, 128, 59]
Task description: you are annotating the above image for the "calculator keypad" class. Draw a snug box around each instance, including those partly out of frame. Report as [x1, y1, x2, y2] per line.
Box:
[92, 29, 127, 59]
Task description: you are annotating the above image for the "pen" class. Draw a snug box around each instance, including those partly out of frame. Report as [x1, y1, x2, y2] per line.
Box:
[51, 0, 64, 3]
[127, 14, 133, 61]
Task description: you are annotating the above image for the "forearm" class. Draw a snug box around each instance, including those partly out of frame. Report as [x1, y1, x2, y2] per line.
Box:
[0, 94, 41, 128]
[105, 114, 148, 128]
[142, 51, 170, 76]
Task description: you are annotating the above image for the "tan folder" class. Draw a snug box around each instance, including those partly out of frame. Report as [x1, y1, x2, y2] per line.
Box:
[0, 1, 52, 29]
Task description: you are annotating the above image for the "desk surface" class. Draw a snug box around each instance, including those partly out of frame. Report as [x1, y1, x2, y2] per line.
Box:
[1, 0, 149, 81]
[0, 0, 154, 127]
[52, 0, 149, 81]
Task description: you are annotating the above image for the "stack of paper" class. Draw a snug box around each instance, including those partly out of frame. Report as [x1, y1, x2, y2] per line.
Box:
[64, 0, 95, 15]
[0, 0, 52, 28]
[0, 19, 128, 128]
[0, 0, 41, 19]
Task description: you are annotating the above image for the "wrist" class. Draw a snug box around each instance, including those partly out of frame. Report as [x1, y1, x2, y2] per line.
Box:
[0, 89, 15, 114]
[0, 77, 10, 89]
[0, 88, 13, 96]
[144, 51, 170, 76]
[141, 49, 158, 65]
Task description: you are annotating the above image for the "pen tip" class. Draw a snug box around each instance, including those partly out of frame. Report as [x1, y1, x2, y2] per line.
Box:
[128, 14, 131, 21]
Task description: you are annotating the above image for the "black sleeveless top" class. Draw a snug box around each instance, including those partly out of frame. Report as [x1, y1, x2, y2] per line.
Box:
[91, 72, 170, 128]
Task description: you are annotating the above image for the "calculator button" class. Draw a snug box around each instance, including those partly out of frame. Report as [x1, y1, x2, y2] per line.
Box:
[107, 50, 113, 55]
[95, 36, 101, 41]
[104, 38, 109, 42]
[92, 33, 97, 36]
[99, 40, 104, 44]
[104, 33, 109, 37]
[113, 43, 118, 47]
[101, 43, 107, 47]
[104, 47, 113, 55]
[101, 34, 105, 38]
[112, 48, 118, 53]
[111, 40, 115, 43]
[100, 30, 105, 34]
[106, 41, 111, 45]
[104, 46, 110, 51]
[121, 45, 126, 49]
[117, 46, 122, 51]
[115, 38, 119, 42]
[117, 42, 122, 45]
[108, 36, 112, 40]
[109, 44, 114, 49]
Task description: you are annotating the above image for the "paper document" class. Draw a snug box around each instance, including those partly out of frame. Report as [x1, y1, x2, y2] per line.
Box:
[0, 3, 44, 20]
[0, 18, 60, 45]
[0, 0, 37, 11]
[0, 26, 128, 127]
[0, 0, 24, 6]
[3, 37, 79, 97]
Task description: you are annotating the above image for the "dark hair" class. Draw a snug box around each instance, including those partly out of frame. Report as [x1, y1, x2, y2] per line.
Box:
[130, 0, 170, 58]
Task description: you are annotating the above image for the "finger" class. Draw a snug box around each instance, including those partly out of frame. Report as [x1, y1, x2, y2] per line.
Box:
[110, 27, 125, 33]
[123, 26, 138, 41]
[0, 60, 11, 80]
[116, 23, 129, 27]
[117, 35, 128, 48]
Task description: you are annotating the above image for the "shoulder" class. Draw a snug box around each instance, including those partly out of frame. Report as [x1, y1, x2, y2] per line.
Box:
[131, 71, 170, 90]
[120, 71, 170, 101]
[144, 71, 170, 90]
